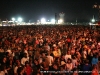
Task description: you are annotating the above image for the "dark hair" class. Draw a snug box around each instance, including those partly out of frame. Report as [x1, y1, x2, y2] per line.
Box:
[92, 64, 97, 69]
[25, 61, 29, 65]
[67, 58, 72, 63]
[17, 66, 24, 75]
[84, 59, 89, 64]
[0, 65, 5, 71]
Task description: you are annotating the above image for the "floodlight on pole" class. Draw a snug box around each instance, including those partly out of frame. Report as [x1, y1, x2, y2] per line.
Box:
[18, 17, 23, 22]
[51, 19, 55, 24]
[58, 19, 63, 24]
[41, 18, 46, 24]
[91, 15, 95, 23]
[12, 18, 15, 21]
[91, 19, 95, 22]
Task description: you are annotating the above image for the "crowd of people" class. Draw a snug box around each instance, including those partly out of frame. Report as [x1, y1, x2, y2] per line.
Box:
[0, 25, 100, 75]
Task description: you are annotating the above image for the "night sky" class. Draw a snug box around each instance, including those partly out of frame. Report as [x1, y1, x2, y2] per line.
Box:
[0, 0, 100, 22]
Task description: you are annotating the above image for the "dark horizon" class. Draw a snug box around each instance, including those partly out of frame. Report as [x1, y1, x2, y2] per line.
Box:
[0, 0, 100, 22]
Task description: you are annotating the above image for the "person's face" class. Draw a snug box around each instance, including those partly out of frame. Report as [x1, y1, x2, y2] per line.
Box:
[37, 73, 41, 75]
[24, 54, 27, 58]
[34, 60, 38, 64]
[26, 63, 29, 67]
[68, 60, 71, 63]
[67, 51, 70, 54]
[62, 56, 65, 59]
[42, 53, 45, 57]
[3, 57, 7, 61]
[54, 47, 57, 50]
[53, 64, 57, 69]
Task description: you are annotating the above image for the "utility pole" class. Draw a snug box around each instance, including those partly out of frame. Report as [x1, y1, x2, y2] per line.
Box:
[76, 18, 77, 25]
[93, 3, 100, 20]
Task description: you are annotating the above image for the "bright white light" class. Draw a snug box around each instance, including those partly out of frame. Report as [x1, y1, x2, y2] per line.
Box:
[51, 19, 55, 23]
[12, 18, 15, 21]
[58, 19, 63, 24]
[18, 17, 23, 22]
[59, 19, 63, 23]
[41, 18, 46, 24]
[91, 19, 95, 22]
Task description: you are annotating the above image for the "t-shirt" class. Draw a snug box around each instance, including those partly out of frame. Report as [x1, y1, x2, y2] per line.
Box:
[21, 57, 29, 65]
[91, 57, 98, 65]
[53, 49, 61, 57]
[25, 66, 32, 75]
[82, 64, 91, 71]
[82, 64, 92, 75]
[65, 54, 71, 62]
[91, 70, 99, 75]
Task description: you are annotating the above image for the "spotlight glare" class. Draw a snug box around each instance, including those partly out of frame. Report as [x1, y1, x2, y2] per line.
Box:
[18, 17, 23, 22]
[41, 18, 46, 24]
[51, 19, 55, 23]
[12, 18, 15, 21]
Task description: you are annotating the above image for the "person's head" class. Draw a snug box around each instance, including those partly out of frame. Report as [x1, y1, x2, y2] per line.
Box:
[24, 53, 27, 58]
[45, 43, 48, 46]
[42, 53, 46, 57]
[16, 60, 21, 66]
[67, 58, 72, 63]
[94, 53, 98, 58]
[3, 57, 7, 62]
[61, 55, 65, 59]
[25, 61, 29, 67]
[34, 59, 39, 65]
[0, 65, 5, 71]
[53, 44, 57, 50]
[67, 50, 70, 55]
[92, 65, 97, 70]
[72, 55, 76, 59]
[47, 52, 50, 56]
[36, 72, 41, 75]
[17, 66, 25, 75]
[84, 59, 89, 64]
[6, 52, 10, 56]
[53, 63, 58, 70]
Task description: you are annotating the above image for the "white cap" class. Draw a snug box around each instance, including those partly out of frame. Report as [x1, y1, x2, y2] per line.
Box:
[53, 44, 56, 47]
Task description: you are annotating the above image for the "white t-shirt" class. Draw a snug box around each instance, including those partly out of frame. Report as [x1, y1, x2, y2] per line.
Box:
[14, 66, 21, 74]
[14, 66, 18, 74]
[24, 50, 29, 57]
[21, 57, 29, 65]
[65, 54, 71, 62]
[6, 49, 12, 55]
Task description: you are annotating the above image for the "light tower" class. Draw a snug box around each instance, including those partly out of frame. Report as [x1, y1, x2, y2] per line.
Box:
[93, 3, 100, 20]
[59, 12, 65, 24]
[55, 13, 58, 24]
[91, 15, 95, 23]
